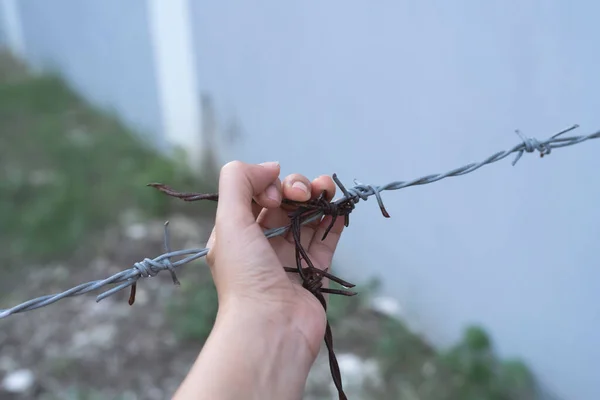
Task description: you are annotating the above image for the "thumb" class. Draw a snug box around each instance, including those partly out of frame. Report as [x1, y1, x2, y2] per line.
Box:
[216, 160, 281, 231]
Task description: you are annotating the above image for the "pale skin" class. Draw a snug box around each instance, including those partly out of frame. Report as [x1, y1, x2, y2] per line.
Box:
[172, 161, 345, 400]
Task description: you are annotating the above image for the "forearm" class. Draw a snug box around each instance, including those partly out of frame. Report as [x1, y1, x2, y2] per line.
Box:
[172, 304, 315, 400]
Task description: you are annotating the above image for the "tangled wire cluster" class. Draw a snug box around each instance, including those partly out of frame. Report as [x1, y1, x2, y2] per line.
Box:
[1, 123, 599, 399]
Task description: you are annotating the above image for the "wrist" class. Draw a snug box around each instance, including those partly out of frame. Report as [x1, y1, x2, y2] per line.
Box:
[174, 300, 316, 400]
[218, 301, 316, 387]
[219, 293, 324, 359]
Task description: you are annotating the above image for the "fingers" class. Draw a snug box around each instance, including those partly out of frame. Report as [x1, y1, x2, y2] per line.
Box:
[307, 213, 345, 269]
[257, 174, 336, 239]
[252, 177, 282, 219]
[282, 173, 312, 202]
[216, 161, 281, 234]
[257, 174, 312, 231]
[285, 174, 336, 204]
[282, 175, 336, 249]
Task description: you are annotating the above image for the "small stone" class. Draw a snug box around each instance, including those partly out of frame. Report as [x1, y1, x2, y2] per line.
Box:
[370, 296, 402, 317]
[167, 216, 202, 240]
[71, 324, 117, 354]
[341, 354, 381, 383]
[305, 352, 333, 394]
[52, 265, 69, 280]
[119, 208, 143, 226]
[90, 258, 111, 274]
[327, 353, 383, 398]
[2, 369, 35, 393]
[422, 360, 436, 377]
[125, 223, 149, 240]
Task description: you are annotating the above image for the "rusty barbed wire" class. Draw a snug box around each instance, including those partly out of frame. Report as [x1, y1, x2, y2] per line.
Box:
[1, 123, 598, 320]
[2, 123, 598, 400]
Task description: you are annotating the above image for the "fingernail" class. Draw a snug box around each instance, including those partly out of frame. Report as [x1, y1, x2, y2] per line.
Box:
[260, 161, 280, 168]
[265, 183, 280, 202]
[292, 181, 308, 195]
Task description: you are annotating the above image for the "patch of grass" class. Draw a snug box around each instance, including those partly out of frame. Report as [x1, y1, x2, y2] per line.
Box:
[434, 326, 537, 399]
[372, 321, 537, 399]
[375, 316, 438, 381]
[320, 271, 538, 399]
[0, 51, 217, 269]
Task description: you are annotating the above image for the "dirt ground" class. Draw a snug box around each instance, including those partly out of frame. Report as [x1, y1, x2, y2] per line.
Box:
[0, 215, 211, 399]
[0, 50, 537, 400]
[0, 50, 401, 400]
[0, 213, 399, 400]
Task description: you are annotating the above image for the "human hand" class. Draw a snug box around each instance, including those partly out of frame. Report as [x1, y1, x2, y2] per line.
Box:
[173, 160, 346, 400]
[206, 160, 344, 358]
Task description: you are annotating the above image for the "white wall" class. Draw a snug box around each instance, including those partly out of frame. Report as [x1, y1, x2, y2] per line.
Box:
[2, 0, 205, 168]
[189, 1, 600, 399]
[0, 4, 4, 46]
[0, 0, 25, 56]
[147, 0, 204, 169]
[2, 1, 598, 398]
[13, 0, 164, 145]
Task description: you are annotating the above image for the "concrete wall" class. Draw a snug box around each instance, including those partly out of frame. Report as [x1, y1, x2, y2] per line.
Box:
[189, 2, 600, 399]
[15, 0, 162, 146]
[0, 0, 204, 166]
[1, 1, 598, 399]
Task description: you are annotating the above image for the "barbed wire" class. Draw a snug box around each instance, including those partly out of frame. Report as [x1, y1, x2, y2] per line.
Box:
[1, 124, 599, 320]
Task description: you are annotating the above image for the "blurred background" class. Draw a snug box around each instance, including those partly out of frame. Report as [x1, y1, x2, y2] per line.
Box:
[0, 1, 598, 399]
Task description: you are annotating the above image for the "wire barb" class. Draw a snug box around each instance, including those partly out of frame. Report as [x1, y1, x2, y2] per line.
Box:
[1, 124, 599, 398]
[512, 124, 581, 166]
[127, 221, 181, 306]
[2, 123, 597, 313]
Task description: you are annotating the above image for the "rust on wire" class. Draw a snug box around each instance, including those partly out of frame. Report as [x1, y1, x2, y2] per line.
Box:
[147, 176, 373, 400]
[3, 123, 597, 397]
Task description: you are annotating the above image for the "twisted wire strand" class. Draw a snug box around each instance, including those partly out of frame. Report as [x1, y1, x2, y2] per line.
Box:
[1, 124, 598, 320]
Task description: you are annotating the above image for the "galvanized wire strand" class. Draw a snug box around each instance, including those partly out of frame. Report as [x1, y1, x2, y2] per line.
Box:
[1, 124, 598, 320]
[0, 213, 324, 319]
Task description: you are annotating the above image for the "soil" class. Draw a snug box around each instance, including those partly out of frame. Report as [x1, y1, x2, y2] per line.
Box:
[0, 215, 213, 400]
[0, 214, 393, 400]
